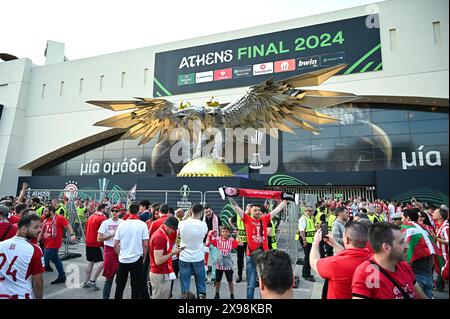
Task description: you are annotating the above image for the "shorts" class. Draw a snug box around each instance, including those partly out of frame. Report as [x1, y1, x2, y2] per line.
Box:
[86, 246, 104, 262]
[216, 269, 233, 283]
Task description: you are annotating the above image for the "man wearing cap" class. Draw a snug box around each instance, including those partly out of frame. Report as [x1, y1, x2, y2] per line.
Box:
[149, 216, 182, 299]
[391, 212, 403, 226]
[97, 205, 123, 299]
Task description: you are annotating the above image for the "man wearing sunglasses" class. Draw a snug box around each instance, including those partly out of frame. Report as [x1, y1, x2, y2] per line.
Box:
[98, 205, 123, 299]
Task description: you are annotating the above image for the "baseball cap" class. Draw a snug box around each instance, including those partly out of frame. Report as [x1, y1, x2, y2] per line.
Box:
[111, 205, 120, 211]
[164, 216, 179, 230]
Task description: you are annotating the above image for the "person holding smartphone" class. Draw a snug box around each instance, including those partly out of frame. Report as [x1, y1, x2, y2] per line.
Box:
[149, 216, 182, 299]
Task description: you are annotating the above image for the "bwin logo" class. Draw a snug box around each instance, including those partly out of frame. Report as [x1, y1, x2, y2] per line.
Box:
[298, 57, 318, 68]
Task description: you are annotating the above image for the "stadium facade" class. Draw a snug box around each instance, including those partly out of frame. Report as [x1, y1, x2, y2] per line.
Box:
[0, 0, 448, 204]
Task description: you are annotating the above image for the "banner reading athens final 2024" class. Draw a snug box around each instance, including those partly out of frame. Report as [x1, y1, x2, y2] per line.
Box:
[153, 14, 382, 97]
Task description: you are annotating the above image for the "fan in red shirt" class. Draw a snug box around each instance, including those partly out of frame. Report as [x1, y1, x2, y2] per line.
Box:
[227, 198, 287, 299]
[0, 205, 18, 242]
[83, 203, 107, 290]
[352, 222, 428, 299]
[310, 221, 372, 299]
[149, 216, 181, 299]
[0, 214, 45, 299]
[41, 205, 76, 284]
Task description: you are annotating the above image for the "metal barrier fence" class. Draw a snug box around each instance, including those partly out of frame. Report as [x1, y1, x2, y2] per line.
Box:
[25, 188, 309, 270]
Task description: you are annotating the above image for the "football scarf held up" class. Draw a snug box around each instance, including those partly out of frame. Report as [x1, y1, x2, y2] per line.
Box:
[219, 186, 299, 205]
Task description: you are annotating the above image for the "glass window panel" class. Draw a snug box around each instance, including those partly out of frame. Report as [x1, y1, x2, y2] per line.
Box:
[123, 148, 144, 158]
[312, 138, 341, 150]
[286, 130, 311, 140]
[106, 140, 124, 150]
[85, 149, 103, 160]
[408, 110, 449, 121]
[409, 119, 449, 134]
[411, 133, 449, 147]
[341, 124, 374, 137]
[371, 110, 409, 123]
[339, 137, 376, 149]
[312, 126, 340, 139]
[373, 122, 409, 135]
[123, 139, 143, 148]
[103, 149, 123, 159]
[375, 147, 411, 160]
[283, 141, 312, 151]
[144, 147, 157, 158]
[283, 151, 312, 163]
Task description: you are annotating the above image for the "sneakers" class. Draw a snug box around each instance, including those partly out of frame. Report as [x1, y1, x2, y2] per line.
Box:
[236, 276, 243, 283]
[83, 281, 100, 290]
[51, 277, 66, 285]
[303, 275, 316, 282]
[198, 293, 207, 299]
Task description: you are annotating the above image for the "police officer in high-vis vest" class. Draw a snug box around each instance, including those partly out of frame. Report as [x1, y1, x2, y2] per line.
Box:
[52, 198, 68, 218]
[31, 197, 44, 217]
[75, 200, 87, 239]
[367, 206, 381, 224]
[268, 217, 278, 250]
[326, 208, 337, 256]
[298, 205, 316, 282]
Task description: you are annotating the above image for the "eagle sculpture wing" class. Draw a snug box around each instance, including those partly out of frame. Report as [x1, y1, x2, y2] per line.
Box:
[221, 64, 359, 137]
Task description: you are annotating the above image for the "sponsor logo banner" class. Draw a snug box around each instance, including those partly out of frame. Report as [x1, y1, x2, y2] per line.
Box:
[274, 59, 296, 73]
[253, 62, 273, 76]
[177, 73, 195, 86]
[297, 55, 321, 70]
[321, 52, 346, 67]
[154, 15, 382, 96]
[214, 68, 233, 81]
[195, 71, 213, 83]
[233, 65, 253, 78]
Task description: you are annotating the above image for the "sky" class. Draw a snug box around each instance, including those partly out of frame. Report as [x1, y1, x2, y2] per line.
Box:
[2, 0, 384, 65]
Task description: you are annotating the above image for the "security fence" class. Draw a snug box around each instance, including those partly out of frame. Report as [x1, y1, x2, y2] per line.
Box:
[25, 187, 311, 270]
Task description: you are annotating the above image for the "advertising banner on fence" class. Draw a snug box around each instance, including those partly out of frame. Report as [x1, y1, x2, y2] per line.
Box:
[153, 14, 382, 96]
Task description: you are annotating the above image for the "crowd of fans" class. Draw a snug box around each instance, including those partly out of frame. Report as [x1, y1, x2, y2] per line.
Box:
[0, 183, 448, 299]
[300, 196, 449, 299]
